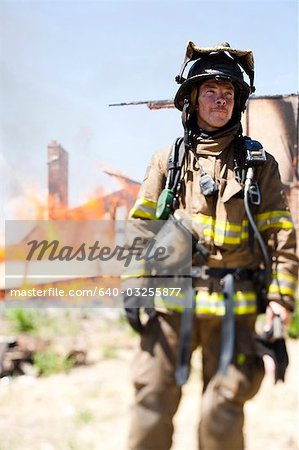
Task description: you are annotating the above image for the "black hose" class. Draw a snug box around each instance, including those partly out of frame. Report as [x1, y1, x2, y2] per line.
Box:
[244, 168, 271, 287]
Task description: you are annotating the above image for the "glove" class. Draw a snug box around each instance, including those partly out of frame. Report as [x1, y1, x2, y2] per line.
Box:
[122, 276, 156, 334]
[124, 291, 156, 334]
[121, 218, 158, 333]
[124, 301, 156, 334]
[255, 315, 289, 383]
[125, 305, 144, 334]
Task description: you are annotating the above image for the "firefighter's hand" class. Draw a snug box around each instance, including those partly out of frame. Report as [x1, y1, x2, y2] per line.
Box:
[265, 301, 291, 331]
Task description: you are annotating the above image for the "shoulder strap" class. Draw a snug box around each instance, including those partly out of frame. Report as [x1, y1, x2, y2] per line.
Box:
[241, 136, 266, 253]
[243, 136, 266, 167]
[234, 135, 266, 184]
[166, 137, 186, 191]
[155, 138, 186, 219]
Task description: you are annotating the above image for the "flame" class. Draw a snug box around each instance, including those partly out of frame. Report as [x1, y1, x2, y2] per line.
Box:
[1, 164, 141, 302]
[2, 167, 140, 262]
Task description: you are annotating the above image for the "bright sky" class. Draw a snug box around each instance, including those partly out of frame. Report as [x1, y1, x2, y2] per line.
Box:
[0, 0, 298, 217]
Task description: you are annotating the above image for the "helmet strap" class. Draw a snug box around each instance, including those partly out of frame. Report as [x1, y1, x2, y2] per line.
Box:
[233, 124, 247, 183]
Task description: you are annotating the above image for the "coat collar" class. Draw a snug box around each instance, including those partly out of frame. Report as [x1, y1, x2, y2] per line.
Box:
[194, 122, 240, 156]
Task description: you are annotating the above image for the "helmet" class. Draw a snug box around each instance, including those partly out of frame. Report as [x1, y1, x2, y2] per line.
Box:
[174, 42, 255, 117]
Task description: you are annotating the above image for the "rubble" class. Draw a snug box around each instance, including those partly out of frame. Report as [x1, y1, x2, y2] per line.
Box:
[0, 335, 87, 377]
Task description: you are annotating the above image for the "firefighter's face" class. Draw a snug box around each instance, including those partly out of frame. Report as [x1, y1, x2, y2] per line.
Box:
[196, 80, 235, 131]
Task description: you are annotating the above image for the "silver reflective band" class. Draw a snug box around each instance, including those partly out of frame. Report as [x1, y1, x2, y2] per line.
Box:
[191, 265, 210, 280]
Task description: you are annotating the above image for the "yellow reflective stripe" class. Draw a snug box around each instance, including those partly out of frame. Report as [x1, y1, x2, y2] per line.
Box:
[154, 298, 185, 312]
[121, 272, 147, 279]
[195, 304, 257, 315]
[273, 272, 298, 284]
[154, 290, 257, 315]
[268, 284, 296, 296]
[215, 222, 242, 232]
[268, 272, 298, 297]
[241, 232, 249, 239]
[195, 290, 257, 315]
[259, 222, 294, 231]
[216, 220, 249, 244]
[203, 228, 214, 237]
[195, 291, 256, 302]
[154, 288, 186, 312]
[193, 211, 295, 245]
[193, 215, 250, 245]
[121, 261, 150, 278]
[269, 272, 298, 297]
[241, 220, 249, 240]
[193, 215, 214, 225]
[129, 199, 157, 219]
[193, 215, 248, 230]
[256, 210, 294, 231]
[213, 233, 241, 245]
[193, 215, 213, 240]
[257, 210, 293, 220]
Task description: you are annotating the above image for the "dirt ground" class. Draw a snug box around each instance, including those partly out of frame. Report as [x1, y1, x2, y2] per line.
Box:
[0, 310, 298, 450]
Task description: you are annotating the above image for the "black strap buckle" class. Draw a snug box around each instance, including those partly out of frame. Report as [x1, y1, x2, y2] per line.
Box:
[248, 181, 261, 205]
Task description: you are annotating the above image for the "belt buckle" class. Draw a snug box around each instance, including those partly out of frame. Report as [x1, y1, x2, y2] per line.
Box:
[191, 265, 209, 280]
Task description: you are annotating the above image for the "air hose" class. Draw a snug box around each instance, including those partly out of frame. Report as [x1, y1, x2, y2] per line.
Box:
[244, 168, 271, 289]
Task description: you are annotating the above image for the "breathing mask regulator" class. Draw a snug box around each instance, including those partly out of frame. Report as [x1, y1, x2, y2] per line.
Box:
[147, 209, 209, 275]
[156, 41, 256, 220]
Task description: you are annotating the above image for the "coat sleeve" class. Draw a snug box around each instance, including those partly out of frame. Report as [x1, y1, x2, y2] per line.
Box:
[122, 147, 169, 283]
[256, 153, 298, 311]
[129, 146, 170, 219]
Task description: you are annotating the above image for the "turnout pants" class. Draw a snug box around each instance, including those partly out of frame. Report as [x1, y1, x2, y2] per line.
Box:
[128, 312, 264, 450]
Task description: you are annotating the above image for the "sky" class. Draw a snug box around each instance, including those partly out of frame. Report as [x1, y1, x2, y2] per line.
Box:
[0, 0, 298, 223]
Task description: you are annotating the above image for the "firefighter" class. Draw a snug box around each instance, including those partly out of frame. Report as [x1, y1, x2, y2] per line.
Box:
[124, 42, 298, 450]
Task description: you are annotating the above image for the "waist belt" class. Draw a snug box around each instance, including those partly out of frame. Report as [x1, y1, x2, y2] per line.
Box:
[191, 266, 254, 281]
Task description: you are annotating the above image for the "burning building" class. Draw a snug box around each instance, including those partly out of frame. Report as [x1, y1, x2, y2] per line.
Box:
[47, 141, 69, 218]
[47, 142, 140, 221]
